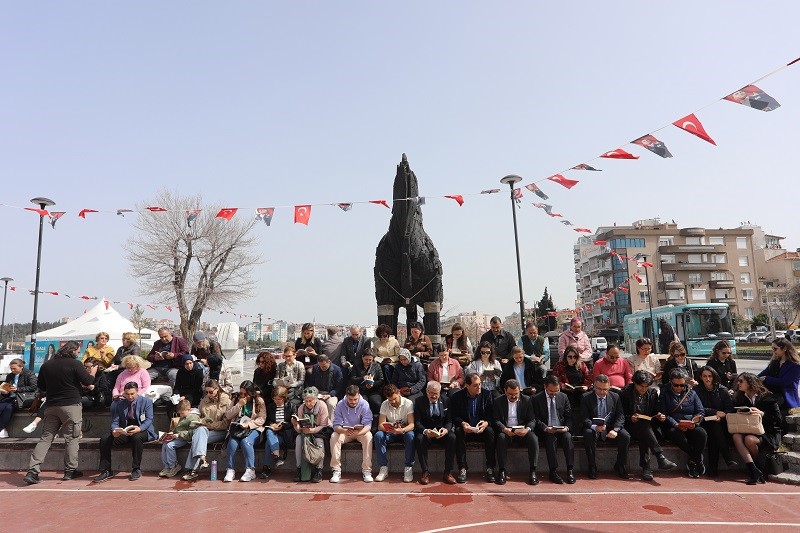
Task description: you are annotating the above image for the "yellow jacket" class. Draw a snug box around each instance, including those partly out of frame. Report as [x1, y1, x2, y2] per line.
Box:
[82, 345, 116, 368]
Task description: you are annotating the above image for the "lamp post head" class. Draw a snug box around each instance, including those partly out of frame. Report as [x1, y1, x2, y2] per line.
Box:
[0, 277, 12, 283]
[30, 197, 55, 208]
[500, 175, 523, 186]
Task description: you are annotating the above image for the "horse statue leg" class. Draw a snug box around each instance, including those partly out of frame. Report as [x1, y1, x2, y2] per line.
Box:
[377, 304, 398, 338]
[422, 302, 442, 346]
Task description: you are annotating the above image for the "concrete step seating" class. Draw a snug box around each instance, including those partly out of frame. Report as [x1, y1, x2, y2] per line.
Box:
[772, 413, 800, 485]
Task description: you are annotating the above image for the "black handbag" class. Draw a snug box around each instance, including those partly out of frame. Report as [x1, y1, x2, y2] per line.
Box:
[15, 392, 37, 410]
[228, 420, 251, 439]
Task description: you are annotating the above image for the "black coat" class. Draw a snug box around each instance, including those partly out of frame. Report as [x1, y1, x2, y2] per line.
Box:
[580, 390, 625, 433]
[451, 388, 495, 427]
[174, 365, 205, 406]
[499, 359, 544, 393]
[532, 390, 573, 432]
[733, 393, 782, 450]
[661, 358, 700, 385]
[414, 395, 453, 433]
[3, 368, 38, 393]
[492, 394, 536, 433]
[391, 361, 427, 395]
[695, 384, 734, 416]
[619, 383, 661, 425]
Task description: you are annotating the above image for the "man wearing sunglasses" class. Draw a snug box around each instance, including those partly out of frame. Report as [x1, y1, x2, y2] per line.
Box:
[660, 368, 706, 478]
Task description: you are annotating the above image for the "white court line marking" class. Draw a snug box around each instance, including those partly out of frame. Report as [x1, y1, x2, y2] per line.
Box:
[2, 488, 800, 496]
[418, 520, 800, 532]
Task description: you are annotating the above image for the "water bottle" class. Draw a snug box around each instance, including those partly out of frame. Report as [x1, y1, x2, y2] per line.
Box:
[210, 460, 218, 481]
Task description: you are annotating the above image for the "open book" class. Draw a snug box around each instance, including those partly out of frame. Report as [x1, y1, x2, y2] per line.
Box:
[704, 415, 719, 422]
[677, 420, 696, 429]
[272, 378, 292, 388]
[592, 417, 607, 426]
[115, 425, 138, 434]
[635, 414, 653, 421]
[549, 425, 566, 430]
[382, 422, 404, 432]
[0, 382, 12, 392]
[292, 414, 312, 428]
[428, 427, 446, 437]
[157, 431, 176, 442]
[340, 424, 365, 431]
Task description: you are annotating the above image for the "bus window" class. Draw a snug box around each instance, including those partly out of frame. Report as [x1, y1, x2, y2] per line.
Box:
[685, 307, 733, 339]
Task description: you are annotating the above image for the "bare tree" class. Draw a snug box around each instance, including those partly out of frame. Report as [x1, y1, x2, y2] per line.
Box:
[771, 285, 798, 328]
[129, 305, 148, 345]
[789, 285, 800, 327]
[124, 190, 260, 340]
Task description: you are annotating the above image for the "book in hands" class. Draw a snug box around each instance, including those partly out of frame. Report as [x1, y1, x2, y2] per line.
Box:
[704, 415, 719, 422]
[549, 426, 566, 431]
[592, 417, 607, 426]
[509, 425, 526, 431]
[562, 383, 575, 390]
[292, 414, 312, 428]
[382, 422, 403, 432]
[0, 382, 12, 392]
[157, 431, 175, 442]
[272, 378, 291, 388]
[677, 420, 695, 429]
[428, 427, 445, 437]
[635, 414, 653, 421]
[116, 425, 138, 434]
[340, 424, 365, 431]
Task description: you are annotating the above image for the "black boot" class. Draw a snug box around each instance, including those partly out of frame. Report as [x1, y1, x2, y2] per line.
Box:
[745, 462, 764, 485]
[294, 468, 301, 482]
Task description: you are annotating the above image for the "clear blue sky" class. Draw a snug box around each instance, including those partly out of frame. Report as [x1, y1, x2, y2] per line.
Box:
[1, 2, 798, 329]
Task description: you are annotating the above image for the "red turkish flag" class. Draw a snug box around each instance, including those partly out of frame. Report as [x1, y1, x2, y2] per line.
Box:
[78, 209, 98, 219]
[633, 273, 643, 283]
[620, 286, 629, 293]
[673, 113, 716, 145]
[600, 148, 639, 159]
[444, 195, 464, 206]
[593, 240, 607, 245]
[547, 174, 579, 189]
[24, 207, 49, 216]
[294, 205, 311, 225]
[641, 261, 654, 268]
[574, 228, 592, 233]
[215, 208, 238, 220]
[146, 206, 167, 212]
[370, 200, 390, 209]
[548, 212, 563, 218]
[104, 300, 110, 310]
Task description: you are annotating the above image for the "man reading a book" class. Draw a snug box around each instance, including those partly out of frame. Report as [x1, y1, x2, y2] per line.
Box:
[580, 374, 631, 479]
[330, 385, 374, 483]
[374, 384, 416, 482]
[451, 373, 497, 483]
[94, 381, 156, 483]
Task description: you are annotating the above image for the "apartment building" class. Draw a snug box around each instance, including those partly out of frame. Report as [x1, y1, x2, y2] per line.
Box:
[574, 219, 782, 331]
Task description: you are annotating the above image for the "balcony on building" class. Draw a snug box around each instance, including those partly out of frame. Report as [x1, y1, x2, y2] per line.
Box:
[709, 279, 735, 289]
[658, 297, 687, 305]
[658, 280, 685, 290]
[658, 244, 725, 254]
[711, 297, 737, 304]
[679, 227, 706, 237]
[661, 262, 722, 271]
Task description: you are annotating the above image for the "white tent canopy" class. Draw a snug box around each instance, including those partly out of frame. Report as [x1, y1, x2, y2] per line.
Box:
[27, 300, 159, 349]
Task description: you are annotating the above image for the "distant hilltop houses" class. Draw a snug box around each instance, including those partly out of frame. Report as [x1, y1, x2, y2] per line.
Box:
[574, 218, 799, 333]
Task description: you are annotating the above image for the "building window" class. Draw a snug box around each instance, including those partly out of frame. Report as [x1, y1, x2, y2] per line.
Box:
[712, 254, 726, 264]
[736, 237, 747, 249]
[661, 254, 676, 264]
[659, 236, 674, 246]
[793, 261, 800, 270]
[687, 254, 705, 264]
[610, 238, 645, 248]
[711, 271, 728, 281]
[742, 289, 754, 301]
[714, 289, 730, 298]
[639, 291, 650, 304]
[709, 236, 724, 245]
[689, 273, 702, 283]
[691, 289, 707, 301]
[739, 256, 749, 267]
[666, 289, 685, 300]
[740, 272, 751, 284]
[744, 308, 755, 319]
[663, 273, 676, 282]
[685, 237, 704, 245]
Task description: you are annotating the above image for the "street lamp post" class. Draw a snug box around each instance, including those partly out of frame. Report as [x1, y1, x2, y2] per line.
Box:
[0, 277, 12, 352]
[500, 175, 526, 333]
[641, 256, 657, 342]
[29, 197, 55, 369]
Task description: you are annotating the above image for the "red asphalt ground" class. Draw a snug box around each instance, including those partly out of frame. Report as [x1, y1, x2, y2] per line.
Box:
[3, 469, 799, 532]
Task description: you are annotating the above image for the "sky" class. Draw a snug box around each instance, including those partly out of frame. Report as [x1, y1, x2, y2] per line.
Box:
[1, 2, 799, 330]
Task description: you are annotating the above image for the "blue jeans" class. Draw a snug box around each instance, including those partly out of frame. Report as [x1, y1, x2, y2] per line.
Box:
[186, 426, 227, 469]
[263, 428, 291, 466]
[374, 430, 415, 467]
[161, 437, 188, 468]
[227, 430, 261, 469]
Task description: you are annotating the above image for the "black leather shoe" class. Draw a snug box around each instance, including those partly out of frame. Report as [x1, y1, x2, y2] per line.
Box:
[311, 468, 323, 483]
[566, 470, 576, 484]
[614, 463, 630, 479]
[642, 469, 654, 481]
[549, 472, 564, 484]
[294, 468, 301, 482]
[23, 471, 40, 485]
[129, 468, 141, 481]
[588, 465, 598, 479]
[657, 454, 677, 470]
[62, 470, 83, 481]
[93, 470, 113, 483]
[485, 468, 495, 483]
[528, 471, 539, 486]
[456, 468, 467, 484]
[495, 469, 506, 485]
[260, 466, 272, 480]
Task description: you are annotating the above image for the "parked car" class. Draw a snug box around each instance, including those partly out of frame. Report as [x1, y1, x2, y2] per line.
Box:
[734, 332, 752, 342]
[751, 332, 768, 343]
[590, 337, 608, 351]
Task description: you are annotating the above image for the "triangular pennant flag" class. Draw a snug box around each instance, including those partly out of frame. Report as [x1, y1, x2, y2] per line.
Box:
[547, 174, 579, 189]
[48, 211, 65, 229]
[601, 148, 638, 159]
[336, 203, 353, 212]
[632, 134, 673, 158]
[410, 196, 426, 206]
[186, 209, 201, 227]
[146, 206, 167, 212]
[255, 207, 274, 225]
[633, 273, 643, 283]
[593, 240, 607, 245]
[370, 200, 390, 209]
[128, 303, 134, 310]
[525, 183, 549, 200]
[547, 212, 562, 218]
[673, 113, 716, 145]
[724, 84, 780, 112]
[46, 291, 59, 296]
[541, 204, 553, 214]
[480, 189, 500, 194]
[445, 194, 464, 206]
[512, 188, 523, 199]
[116, 209, 134, 216]
[25, 207, 49, 217]
[620, 286, 629, 293]
[147, 304, 156, 310]
[641, 261, 654, 268]
[78, 209, 98, 219]
[215, 208, 237, 221]
[573, 228, 592, 233]
[561, 220, 573, 226]
[571, 163, 601, 171]
[104, 300, 110, 310]
[532, 203, 547, 210]
[294, 205, 311, 225]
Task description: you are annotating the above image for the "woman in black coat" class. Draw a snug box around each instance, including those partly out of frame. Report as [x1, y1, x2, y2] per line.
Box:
[174, 355, 205, 407]
[731, 372, 782, 485]
[660, 341, 699, 386]
[706, 340, 737, 390]
[695, 366, 736, 477]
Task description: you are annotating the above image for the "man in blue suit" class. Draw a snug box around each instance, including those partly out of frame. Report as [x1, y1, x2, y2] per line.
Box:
[580, 374, 631, 479]
[93, 382, 156, 483]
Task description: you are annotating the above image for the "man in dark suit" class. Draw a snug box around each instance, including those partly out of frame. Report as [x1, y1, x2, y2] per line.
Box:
[580, 374, 632, 479]
[451, 373, 497, 483]
[479, 316, 516, 364]
[414, 381, 456, 485]
[340, 326, 369, 369]
[493, 379, 539, 485]
[533, 375, 576, 484]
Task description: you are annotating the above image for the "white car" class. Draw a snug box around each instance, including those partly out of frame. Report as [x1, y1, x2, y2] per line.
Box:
[591, 337, 608, 351]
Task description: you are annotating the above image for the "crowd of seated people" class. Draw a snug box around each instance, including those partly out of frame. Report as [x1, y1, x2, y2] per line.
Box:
[8, 323, 797, 489]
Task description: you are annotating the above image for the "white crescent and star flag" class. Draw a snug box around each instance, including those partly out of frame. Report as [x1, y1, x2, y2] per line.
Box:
[546, 174, 579, 189]
[215, 208, 238, 220]
[724, 84, 781, 112]
[673, 113, 716, 145]
[600, 148, 639, 159]
[480, 188, 500, 194]
[633, 134, 673, 158]
[294, 205, 311, 225]
[255, 207, 275, 225]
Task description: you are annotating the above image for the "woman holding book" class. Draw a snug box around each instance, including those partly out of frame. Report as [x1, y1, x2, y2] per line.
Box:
[552, 345, 592, 410]
[627, 338, 662, 385]
[732, 372, 782, 484]
[466, 341, 503, 396]
[707, 340, 737, 390]
[660, 341, 699, 386]
[223, 381, 266, 483]
[660, 368, 706, 478]
[261, 386, 292, 480]
[111, 356, 151, 399]
[444, 323, 473, 367]
[695, 366, 737, 477]
[292, 386, 331, 483]
[403, 321, 433, 364]
[181, 380, 232, 481]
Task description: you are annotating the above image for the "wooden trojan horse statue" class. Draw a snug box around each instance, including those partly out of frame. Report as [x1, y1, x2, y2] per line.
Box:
[374, 154, 444, 345]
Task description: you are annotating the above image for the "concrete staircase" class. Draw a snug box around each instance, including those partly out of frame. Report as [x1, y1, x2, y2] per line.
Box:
[771, 412, 800, 484]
